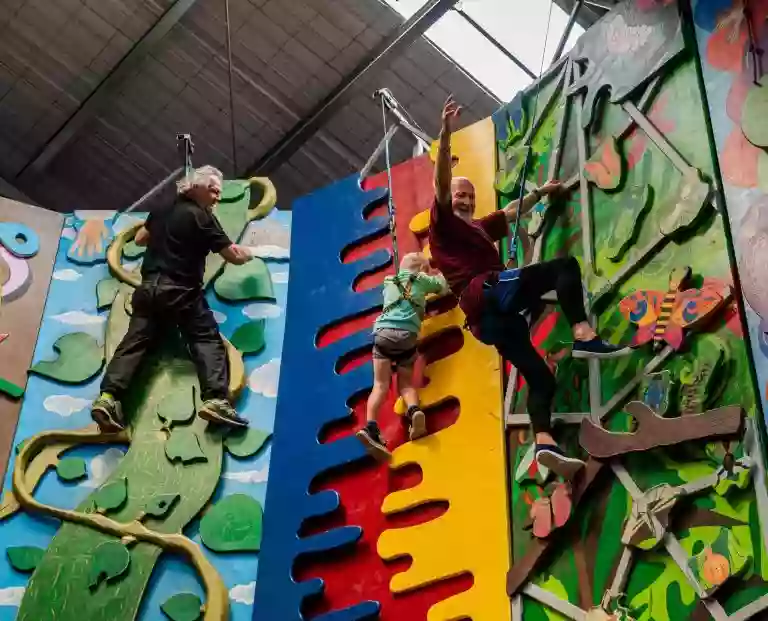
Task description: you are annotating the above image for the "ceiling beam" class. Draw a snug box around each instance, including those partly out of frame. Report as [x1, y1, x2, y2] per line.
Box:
[243, 0, 460, 177]
[17, 0, 200, 181]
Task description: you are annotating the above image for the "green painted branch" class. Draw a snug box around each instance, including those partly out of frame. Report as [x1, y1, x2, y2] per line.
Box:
[13, 428, 228, 621]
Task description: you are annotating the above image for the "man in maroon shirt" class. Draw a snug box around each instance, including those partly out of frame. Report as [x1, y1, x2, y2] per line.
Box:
[429, 97, 631, 479]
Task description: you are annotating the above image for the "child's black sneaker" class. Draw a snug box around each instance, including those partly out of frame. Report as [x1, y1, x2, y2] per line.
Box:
[535, 444, 585, 480]
[356, 422, 391, 461]
[406, 406, 427, 441]
[91, 394, 125, 433]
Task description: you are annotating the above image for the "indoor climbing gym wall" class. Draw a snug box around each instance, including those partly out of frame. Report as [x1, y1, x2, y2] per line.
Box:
[498, 1, 768, 620]
[253, 117, 512, 621]
[0, 179, 290, 621]
[691, 1, 768, 433]
[0, 201, 63, 485]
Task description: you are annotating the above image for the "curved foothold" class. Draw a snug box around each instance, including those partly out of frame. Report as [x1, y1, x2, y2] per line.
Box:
[247, 177, 277, 220]
[0, 247, 31, 302]
[0, 222, 39, 258]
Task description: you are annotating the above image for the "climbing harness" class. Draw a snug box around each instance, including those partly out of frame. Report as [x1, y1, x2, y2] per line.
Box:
[508, 0, 557, 264]
[381, 272, 425, 318]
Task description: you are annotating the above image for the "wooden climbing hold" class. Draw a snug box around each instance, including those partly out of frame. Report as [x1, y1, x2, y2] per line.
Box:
[96, 277, 120, 311]
[29, 332, 104, 384]
[229, 320, 266, 355]
[224, 427, 271, 459]
[93, 477, 128, 514]
[56, 456, 88, 482]
[583, 136, 624, 191]
[214, 258, 275, 302]
[161, 592, 203, 621]
[579, 402, 744, 459]
[6, 546, 45, 573]
[200, 494, 263, 553]
[144, 494, 180, 520]
[89, 541, 131, 589]
[165, 428, 207, 464]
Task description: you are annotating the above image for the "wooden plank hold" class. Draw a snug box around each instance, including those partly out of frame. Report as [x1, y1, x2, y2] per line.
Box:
[579, 402, 744, 459]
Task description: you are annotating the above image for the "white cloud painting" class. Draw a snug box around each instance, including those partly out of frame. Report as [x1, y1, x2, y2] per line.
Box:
[44, 395, 91, 417]
[52, 268, 82, 282]
[248, 359, 281, 398]
[83, 448, 125, 489]
[223, 467, 269, 484]
[242, 303, 282, 320]
[0, 587, 25, 607]
[229, 582, 256, 605]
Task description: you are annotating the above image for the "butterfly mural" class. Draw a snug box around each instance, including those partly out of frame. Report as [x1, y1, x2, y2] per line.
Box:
[619, 267, 732, 351]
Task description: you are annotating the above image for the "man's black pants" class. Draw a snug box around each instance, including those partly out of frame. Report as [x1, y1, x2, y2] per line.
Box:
[476, 257, 587, 435]
[101, 274, 229, 402]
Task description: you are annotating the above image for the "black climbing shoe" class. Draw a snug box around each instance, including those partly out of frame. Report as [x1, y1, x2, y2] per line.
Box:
[535, 444, 586, 480]
[356, 422, 391, 461]
[572, 338, 632, 360]
[198, 398, 249, 428]
[91, 394, 125, 433]
[407, 406, 427, 441]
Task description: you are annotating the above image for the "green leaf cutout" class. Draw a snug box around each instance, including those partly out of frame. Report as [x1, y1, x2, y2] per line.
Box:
[56, 456, 87, 482]
[30, 333, 104, 384]
[144, 494, 181, 520]
[200, 494, 263, 552]
[214, 258, 275, 302]
[224, 428, 271, 459]
[6, 546, 45, 573]
[156, 387, 196, 427]
[96, 277, 120, 310]
[220, 180, 249, 202]
[93, 477, 128, 514]
[89, 541, 130, 589]
[161, 593, 203, 621]
[122, 240, 145, 260]
[165, 428, 207, 464]
[0, 376, 24, 400]
[230, 320, 266, 355]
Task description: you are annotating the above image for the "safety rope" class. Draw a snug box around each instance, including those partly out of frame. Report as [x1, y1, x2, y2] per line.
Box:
[508, 0, 557, 263]
[379, 93, 401, 271]
[224, 0, 238, 174]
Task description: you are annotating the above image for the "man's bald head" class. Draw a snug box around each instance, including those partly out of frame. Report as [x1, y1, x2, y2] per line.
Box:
[451, 176, 476, 222]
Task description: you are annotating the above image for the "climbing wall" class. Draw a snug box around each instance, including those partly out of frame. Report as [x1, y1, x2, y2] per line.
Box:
[0, 199, 63, 485]
[253, 117, 511, 621]
[499, 1, 768, 620]
[0, 180, 290, 621]
[690, 0, 768, 436]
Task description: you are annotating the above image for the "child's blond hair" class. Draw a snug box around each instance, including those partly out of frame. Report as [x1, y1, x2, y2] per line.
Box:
[400, 252, 428, 273]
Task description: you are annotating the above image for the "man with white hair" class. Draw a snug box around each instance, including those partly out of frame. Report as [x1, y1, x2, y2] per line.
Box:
[429, 97, 631, 479]
[91, 165, 254, 432]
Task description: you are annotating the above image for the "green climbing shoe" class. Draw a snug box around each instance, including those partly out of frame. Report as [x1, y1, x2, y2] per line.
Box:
[198, 398, 249, 428]
[91, 394, 125, 433]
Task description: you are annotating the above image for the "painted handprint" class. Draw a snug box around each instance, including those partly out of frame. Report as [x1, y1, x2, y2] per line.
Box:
[68, 217, 114, 265]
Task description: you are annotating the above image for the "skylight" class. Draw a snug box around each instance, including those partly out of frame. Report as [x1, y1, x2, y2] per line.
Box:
[382, 0, 585, 102]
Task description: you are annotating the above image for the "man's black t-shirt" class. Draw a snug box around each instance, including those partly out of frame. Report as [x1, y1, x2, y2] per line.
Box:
[140, 199, 233, 287]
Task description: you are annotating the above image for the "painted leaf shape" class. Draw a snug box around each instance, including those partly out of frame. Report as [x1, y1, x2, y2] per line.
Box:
[583, 137, 623, 190]
[6, 546, 45, 572]
[214, 258, 275, 302]
[161, 593, 203, 621]
[93, 477, 128, 514]
[200, 494, 263, 552]
[96, 277, 120, 310]
[145, 494, 180, 519]
[224, 428, 271, 458]
[742, 77, 768, 148]
[165, 428, 207, 464]
[0, 377, 23, 399]
[230, 320, 266, 355]
[30, 333, 104, 384]
[89, 541, 130, 589]
[56, 456, 87, 482]
[156, 387, 196, 426]
[121, 240, 145, 259]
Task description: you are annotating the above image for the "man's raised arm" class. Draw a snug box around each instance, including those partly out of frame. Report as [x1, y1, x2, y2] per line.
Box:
[434, 96, 462, 208]
[502, 180, 564, 223]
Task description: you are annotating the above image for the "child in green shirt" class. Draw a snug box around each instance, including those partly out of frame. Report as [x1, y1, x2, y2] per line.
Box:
[356, 252, 448, 460]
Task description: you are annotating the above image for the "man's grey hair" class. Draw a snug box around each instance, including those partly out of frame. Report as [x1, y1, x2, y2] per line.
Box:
[176, 165, 224, 196]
